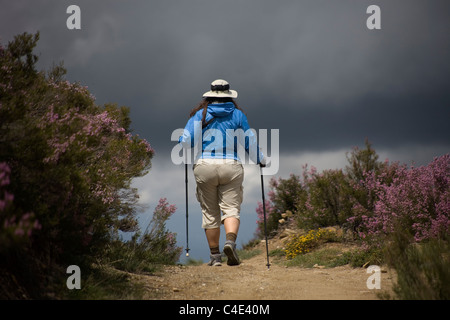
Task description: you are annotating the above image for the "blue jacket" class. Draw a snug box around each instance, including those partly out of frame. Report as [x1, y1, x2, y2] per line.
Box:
[179, 102, 264, 164]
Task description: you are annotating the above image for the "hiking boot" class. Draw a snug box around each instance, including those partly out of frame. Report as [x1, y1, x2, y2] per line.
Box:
[207, 253, 222, 266]
[223, 240, 240, 266]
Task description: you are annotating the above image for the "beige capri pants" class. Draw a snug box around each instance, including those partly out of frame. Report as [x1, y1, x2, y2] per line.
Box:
[193, 159, 244, 229]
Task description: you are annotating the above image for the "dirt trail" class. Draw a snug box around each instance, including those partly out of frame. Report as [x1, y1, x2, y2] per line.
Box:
[134, 240, 395, 300]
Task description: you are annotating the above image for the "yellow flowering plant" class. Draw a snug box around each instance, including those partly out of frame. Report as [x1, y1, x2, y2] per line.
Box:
[284, 228, 334, 260]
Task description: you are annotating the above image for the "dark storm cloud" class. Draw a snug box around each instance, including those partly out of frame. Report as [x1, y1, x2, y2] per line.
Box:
[1, 0, 449, 160]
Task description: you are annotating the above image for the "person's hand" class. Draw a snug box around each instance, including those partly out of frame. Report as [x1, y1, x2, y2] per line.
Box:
[259, 158, 266, 168]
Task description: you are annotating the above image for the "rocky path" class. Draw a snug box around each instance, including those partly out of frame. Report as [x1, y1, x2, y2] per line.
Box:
[133, 241, 395, 300]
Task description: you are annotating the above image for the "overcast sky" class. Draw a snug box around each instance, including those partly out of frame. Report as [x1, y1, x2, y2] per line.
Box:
[2, 0, 449, 262]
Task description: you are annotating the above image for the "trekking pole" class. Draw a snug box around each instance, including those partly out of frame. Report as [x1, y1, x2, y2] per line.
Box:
[260, 165, 271, 269]
[185, 162, 190, 257]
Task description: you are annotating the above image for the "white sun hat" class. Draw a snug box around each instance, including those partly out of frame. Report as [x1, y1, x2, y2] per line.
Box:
[202, 79, 238, 99]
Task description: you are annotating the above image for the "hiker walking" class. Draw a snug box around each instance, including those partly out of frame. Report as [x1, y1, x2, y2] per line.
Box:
[179, 79, 265, 266]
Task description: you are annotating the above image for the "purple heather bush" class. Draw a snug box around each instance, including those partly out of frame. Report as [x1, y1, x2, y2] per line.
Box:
[0, 33, 172, 298]
[355, 154, 449, 247]
[256, 139, 449, 251]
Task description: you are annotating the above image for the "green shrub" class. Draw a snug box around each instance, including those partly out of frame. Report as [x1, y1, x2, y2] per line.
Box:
[256, 174, 306, 238]
[385, 232, 450, 300]
[102, 198, 182, 273]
